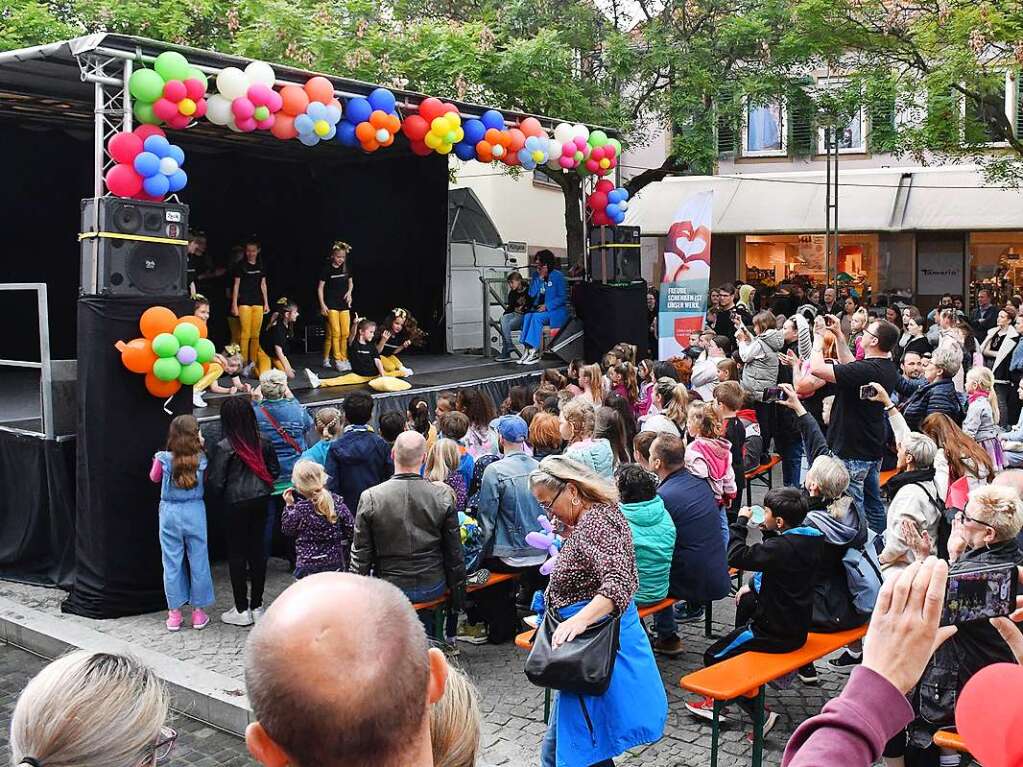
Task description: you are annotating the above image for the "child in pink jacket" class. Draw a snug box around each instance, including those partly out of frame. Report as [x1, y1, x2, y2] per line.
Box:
[684, 401, 737, 511]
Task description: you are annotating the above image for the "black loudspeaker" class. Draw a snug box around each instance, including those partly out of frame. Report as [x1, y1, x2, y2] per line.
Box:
[80, 197, 189, 296]
[587, 225, 641, 283]
[579, 280, 649, 362]
[548, 316, 585, 363]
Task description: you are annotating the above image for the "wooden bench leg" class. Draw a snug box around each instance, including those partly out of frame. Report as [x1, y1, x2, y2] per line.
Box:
[751, 686, 766, 767]
[704, 601, 713, 639]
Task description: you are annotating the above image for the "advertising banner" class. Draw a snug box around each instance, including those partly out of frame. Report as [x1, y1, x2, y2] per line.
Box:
[658, 191, 712, 359]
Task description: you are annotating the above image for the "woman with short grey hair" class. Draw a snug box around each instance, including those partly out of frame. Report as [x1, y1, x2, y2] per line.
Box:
[10, 650, 173, 767]
[879, 430, 941, 575]
[895, 345, 963, 431]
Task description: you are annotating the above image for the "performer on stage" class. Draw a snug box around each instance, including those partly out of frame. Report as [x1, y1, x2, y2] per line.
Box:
[231, 238, 270, 364]
[192, 343, 250, 408]
[318, 241, 354, 372]
[185, 231, 207, 297]
[376, 308, 418, 377]
[255, 297, 299, 378]
[304, 317, 411, 392]
[518, 250, 568, 365]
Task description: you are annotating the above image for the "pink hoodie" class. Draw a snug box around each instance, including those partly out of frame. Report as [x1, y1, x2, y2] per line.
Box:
[685, 436, 737, 505]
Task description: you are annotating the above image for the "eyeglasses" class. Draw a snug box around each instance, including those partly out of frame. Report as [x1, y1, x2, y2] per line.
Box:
[142, 726, 177, 766]
[537, 483, 566, 512]
[862, 327, 877, 340]
[956, 510, 995, 530]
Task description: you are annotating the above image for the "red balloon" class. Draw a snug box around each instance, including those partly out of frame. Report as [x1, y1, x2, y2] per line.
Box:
[108, 132, 143, 165]
[592, 211, 611, 226]
[183, 78, 206, 101]
[418, 97, 445, 123]
[506, 128, 526, 152]
[271, 114, 297, 140]
[133, 124, 165, 141]
[193, 99, 207, 118]
[519, 116, 544, 137]
[591, 146, 606, 160]
[105, 164, 143, 197]
[585, 158, 600, 173]
[588, 191, 608, 210]
[956, 663, 1023, 767]
[410, 139, 432, 156]
[163, 80, 187, 102]
[402, 114, 430, 142]
[166, 113, 191, 130]
[153, 98, 179, 121]
[440, 102, 459, 116]
[595, 179, 615, 193]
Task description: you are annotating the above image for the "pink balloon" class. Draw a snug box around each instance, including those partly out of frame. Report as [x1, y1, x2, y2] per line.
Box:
[133, 124, 165, 141]
[183, 78, 206, 101]
[605, 144, 617, 157]
[166, 113, 191, 130]
[235, 116, 257, 132]
[247, 83, 273, 106]
[265, 90, 283, 112]
[255, 116, 275, 130]
[108, 132, 143, 165]
[558, 156, 574, 169]
[153, 98, 179, 121]
[193, 99, 207, 118]
[573, 136, 588, 150]
[591, 146, 606, 160]
[105, 163, 143, 197]
[586, 158, 599, 172]
[163, 80, 187, 102]
[232, 97, 255, 119]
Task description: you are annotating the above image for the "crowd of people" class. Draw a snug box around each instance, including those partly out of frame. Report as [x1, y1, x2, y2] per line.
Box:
[9, 280, 1023, 767]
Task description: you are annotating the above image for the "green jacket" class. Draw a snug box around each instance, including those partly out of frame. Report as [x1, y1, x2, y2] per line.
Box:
[621, 496, 676, 604]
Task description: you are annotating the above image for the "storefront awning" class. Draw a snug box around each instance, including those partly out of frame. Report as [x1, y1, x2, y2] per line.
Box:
[626, 166, 1023, 235]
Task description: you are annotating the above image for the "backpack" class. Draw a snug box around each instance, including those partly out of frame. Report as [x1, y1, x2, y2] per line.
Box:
[841, 529, 884, 615]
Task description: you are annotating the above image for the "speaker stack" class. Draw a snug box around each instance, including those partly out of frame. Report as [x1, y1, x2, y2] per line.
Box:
[587, 225, 641, 283]
[80, 197, 189, 296]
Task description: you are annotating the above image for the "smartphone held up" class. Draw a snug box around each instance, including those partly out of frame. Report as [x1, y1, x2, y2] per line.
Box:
[941, 562, 1020, 626]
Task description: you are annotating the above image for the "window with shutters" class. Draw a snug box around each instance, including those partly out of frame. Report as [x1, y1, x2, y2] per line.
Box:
[789, 89, 816, 156]
[962, 71, 1013, 146]
[813, 78, 865, 154]
[867, 92, 897, 153]
[741, 99, 787, 157]
[716, 89, 738, 155]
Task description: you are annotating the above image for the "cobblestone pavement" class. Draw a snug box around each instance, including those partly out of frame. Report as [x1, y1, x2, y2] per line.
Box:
[0, 644, 257, 766]
[0, 472, 857, 766]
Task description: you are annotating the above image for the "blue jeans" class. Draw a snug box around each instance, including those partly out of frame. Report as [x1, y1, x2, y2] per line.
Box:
[780, 438, 804, 488]
[540, 695, 615, 767]
[159, 502, 215, 609]
[842, 458, 885, 534]
[402, 581, 457, 639]
[652, 605, 677, 640]
[499, 312, 523, 355]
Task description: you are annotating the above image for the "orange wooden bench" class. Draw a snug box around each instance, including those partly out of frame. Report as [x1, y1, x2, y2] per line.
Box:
[744, 454, 782, 505]
[880, 468, 897, 487]
[412, 572, 520, 638]
[932, 729, 968, 753]
[680, 624, 868, 767]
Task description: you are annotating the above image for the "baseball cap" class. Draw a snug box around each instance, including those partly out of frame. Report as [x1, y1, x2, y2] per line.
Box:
[493, 415, 528, 443]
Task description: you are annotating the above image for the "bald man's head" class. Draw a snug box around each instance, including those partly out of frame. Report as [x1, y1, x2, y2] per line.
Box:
[992, 470, 1023, 500]
[393, 430, 427, 472]
[244, 573, 443, 767]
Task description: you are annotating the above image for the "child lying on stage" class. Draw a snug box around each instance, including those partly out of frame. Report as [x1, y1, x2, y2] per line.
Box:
[192, 344, 250, 409]
[305, 317, 412, 392]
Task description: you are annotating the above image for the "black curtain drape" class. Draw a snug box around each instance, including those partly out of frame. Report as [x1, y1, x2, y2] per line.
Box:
[580, 281, 649, 362]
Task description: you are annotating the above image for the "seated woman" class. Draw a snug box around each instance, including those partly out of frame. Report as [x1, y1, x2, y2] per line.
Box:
[518, 250, 568, 366]
[256, 297, 299, 378]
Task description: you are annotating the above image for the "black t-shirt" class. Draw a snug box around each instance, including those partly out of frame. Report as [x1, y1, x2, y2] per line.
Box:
[232, 260, 265, 306]
[378, 328, 409, 357]
[259, 320, 289, 358]
[827, 357, 900, 460]
[506, 287, 531, 314]
[351, 340, 380, 377]
[713, 304, 752, 344]
[320, 262, 351, 311]
[186, 252, 205, 288]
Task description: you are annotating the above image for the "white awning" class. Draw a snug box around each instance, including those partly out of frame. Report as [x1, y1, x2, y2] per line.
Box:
[625, 166, 1023, 235]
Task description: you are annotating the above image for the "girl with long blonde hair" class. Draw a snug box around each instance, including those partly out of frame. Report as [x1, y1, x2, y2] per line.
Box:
[577, 362, 606, 406]
[964, 367, 1004, 470]
[425, 438, 468, 514]
[281, 460, 355, 578]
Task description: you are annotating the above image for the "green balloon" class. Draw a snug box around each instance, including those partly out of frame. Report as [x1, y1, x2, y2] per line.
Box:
[185, 67, 208, 91]
[194, 338, 216, 364]
[608, 137, 623, 155]
[133, 101, 160, 125]
[589, 130, 608, 148]
[253, 105, 270, 121]
[153, 357, 182, 382]
[173, 322, 200, 347]
[154, 51, 191, 82]
[129, 69, 165, 103]
[178, 361, 204, 386]
[152, 332, 180, 358]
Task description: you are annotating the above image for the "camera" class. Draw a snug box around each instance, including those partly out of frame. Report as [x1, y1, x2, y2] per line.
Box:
[941, 562, 1019, 626]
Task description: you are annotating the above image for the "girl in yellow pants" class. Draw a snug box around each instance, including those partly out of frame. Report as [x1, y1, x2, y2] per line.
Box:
[257, 298, 299, 378]
[304, 317, 411, 392]
[317, 241, 354, 372]
[230, 239, 269, 366]
[191, 345, 249, 408]
[374, 308, 421, 377]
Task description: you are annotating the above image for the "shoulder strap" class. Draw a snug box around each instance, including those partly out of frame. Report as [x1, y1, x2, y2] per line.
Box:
[259, 406, 303, 454]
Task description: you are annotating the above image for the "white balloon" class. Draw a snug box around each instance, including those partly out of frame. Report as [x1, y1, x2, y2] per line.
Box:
[572, 123, 590, 140]
[205, 94, 233, 126]
[159, 157, 179, 175]
[618, 200, 629, 211]
[375, 128, 390, 142]
[554, 122, 574, 144]
[244, 60, 276, 88]
[216, 67, 249, 100]
[546, 138, 563, 160]
[227, 118, 243, 133]
[547, 156, 562, 171]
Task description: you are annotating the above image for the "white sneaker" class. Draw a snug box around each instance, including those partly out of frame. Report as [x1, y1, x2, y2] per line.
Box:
[192, 389, 208, 408]
[522, 351, 541, 365]
[334, 359, 351, 373]
[305, 369, 322, 389]
[251, 606, 265, 622]
[517, 350, 533, 365]
[400, 367, 414, 376]
[322, 358, 331, 369]
[241, 362, 256, 378]
[221, 608, 253, 626]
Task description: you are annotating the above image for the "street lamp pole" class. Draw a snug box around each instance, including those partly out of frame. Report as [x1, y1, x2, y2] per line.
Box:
[824, 126, 839, 292]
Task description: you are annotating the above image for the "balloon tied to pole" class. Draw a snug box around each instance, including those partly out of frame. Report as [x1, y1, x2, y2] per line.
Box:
[116, 306, 216, 399]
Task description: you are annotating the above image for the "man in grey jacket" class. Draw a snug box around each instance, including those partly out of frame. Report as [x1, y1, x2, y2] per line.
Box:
[349, 431, 465, 613]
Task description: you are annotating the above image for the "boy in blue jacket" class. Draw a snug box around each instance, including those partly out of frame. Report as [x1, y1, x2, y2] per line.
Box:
[325, 392, 392, 512]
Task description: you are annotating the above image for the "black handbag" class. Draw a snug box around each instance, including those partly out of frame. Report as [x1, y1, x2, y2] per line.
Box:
[524, 608, 620, 696]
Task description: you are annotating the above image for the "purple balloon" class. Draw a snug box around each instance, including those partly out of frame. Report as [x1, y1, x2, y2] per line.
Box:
[176, 346, 198, 365]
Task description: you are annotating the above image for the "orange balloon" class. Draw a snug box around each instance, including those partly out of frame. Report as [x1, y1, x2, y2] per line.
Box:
[361, 138, 380, 152]
[279, 85, 309, 117]
[271, 113, 297, 140]
[178, 315, 208, 338]
[507, 128, 526, 152]
[139, 306, 178, 340]
[120, 337, 157, 374]
[369, 110, 389, 129]
[329, 98, 342, 113]
[145, 372, 181, 398]
[519, 117, 544, 137]
[385, 113, 401, 133]
[476, 141, 493, 162]
[484, 128, 503, 144]
[304, 76, 334, 105]
[496, 131, 512, 148]
[355, 122, 376, 142]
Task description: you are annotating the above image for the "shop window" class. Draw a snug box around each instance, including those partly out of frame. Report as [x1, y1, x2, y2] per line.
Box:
[969, 232, 1023, 307]
[742, 233, 877, 298]
[742, 100, 786, 157]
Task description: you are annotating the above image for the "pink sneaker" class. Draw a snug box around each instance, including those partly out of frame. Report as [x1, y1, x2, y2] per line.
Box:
[192, 608, 210, 630]
[166, 609, 183, 632]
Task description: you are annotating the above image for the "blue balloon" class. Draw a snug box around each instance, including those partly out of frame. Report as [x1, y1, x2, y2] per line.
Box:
[346, 97, 372, 125]
[618, 187, 630, 201]
[325, 104, 342, 124]
[462, 118, 486, 145]
[165, 144, 185, 166]
[454, 142, 476, 161]
[143, 173, 170, 197]
[612, 209, 625, 224]
[337, 121, 358, 147]
[367, 87, 396, 114]
[298, 133, 320, 147]
[606, 202, 620, 217]
[294, 114, 314, 135]
[607, 189, 624, 204]
[133, 151, 161, 178]
[307, 102, 327, 121]
[143, 135, 171, 158]
[167, 169, 187, 193]
[323, 125, 337, 141]
[480, 109, 504, 130]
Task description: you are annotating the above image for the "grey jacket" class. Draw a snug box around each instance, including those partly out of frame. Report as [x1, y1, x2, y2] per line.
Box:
[738, 328, 784, 400]
[349, 473, 466, 594]
[476, 451, 545, 559]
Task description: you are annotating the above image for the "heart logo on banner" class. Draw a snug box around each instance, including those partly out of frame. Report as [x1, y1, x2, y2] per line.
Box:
[955, 662, 1023, 767]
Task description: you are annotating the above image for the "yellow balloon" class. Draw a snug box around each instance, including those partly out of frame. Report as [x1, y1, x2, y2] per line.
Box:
[453, 127, 464, 143]
[599, 158, 611, 169]
[532, 150, 544, 162]
[446, 113, 461, 130]
[437, 143, 453, 154]
[424, 132, 442, 149]
[314, 119, 330, 137]
[431, 116, 448, 133]
[178, 98, 197, 116]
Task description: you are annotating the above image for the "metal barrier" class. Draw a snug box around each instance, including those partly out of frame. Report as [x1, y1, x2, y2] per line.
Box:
[479, 275, 509, 358]
[0, 283, 56, 438]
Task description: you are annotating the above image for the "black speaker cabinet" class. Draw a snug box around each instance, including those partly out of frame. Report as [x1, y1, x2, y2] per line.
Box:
[587, 225, 641, 283]
[80, 197, 189, 296]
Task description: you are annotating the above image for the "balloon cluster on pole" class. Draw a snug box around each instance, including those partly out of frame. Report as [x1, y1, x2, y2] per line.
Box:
[584, 130, 618, 177]
[116, 307, 216, 398]
[105, 126, 187, 200]
[128, 52, 208, 129]
[207, 61, 281, 132]
[338, 88, 401, 152]
[587, 179, 630, 226]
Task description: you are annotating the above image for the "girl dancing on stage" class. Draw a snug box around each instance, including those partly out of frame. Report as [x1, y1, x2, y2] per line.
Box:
[305, 315, 413, 392]
[255, 297, 299, 378]
[376, 307, 424, 377]
[231, 238, 270, 365]
[317, 241, 354, 373]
